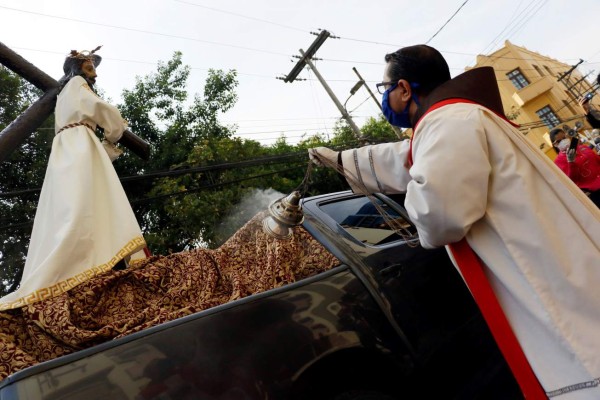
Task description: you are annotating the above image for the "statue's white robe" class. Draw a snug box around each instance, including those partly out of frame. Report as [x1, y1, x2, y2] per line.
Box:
[341, 103, 600, 399]
[0, 76, 146, 311]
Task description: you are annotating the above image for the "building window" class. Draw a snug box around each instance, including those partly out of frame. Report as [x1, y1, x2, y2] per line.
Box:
[536, 105, 561, 128]
[507, 68, 529, 90]
[544, 66, 553, 76]
[533, 65, 544, 76]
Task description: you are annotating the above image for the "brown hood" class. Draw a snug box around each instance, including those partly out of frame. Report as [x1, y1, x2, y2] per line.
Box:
[412, 66, 505, 126]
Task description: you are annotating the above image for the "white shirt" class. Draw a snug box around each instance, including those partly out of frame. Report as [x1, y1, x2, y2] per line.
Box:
[341, 102, 600, 399]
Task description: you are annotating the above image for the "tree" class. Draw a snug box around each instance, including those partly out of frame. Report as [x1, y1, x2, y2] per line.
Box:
[330, 115, 402, 147]
[0, 53, 241, 292]
[360, 115, 405, 142]
[114, 52, 241, 254]
[0, 66, 54, 294]
[0, 53, 401, 295]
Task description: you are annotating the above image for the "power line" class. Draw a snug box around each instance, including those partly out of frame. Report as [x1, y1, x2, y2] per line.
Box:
[0, 5, 290, 57]
[220, 115, 371, 123]
[348, 96, 372, 114]
[233, 127, 330, 136]
[502, 0, 548, 42]
[172, 0, 307, 33]
[236, 133, 327, 142]
[129, 165, 304, 205]
[0, 152, 310, 198]
[425, 0, 470, 45]
[0, 133, 375, 201]
[2, 7, 585, 73]
[0, 137, 372, 231]
[31, 115, 372, 127]
[174, 0, 542, 67]
[336, 36, 406, 48]
[0, 164, 304, 231]
[8, 46, 279, 79]
[479, 0, 543, 56]
[8, 42, 591, 82]
[318, 57, 581, 75]
[228, 122, 340, 129]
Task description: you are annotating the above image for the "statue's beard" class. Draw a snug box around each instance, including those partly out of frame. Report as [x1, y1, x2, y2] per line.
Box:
[81, 74, 96, 90]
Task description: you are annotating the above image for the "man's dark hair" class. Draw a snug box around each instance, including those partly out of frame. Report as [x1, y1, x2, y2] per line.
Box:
[549, 128, 564, 144]
[384, 45, 451, 95]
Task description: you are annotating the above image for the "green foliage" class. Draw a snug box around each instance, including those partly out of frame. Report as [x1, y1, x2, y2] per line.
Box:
[506, 105, 521, 121]
[360, 115, 404, 142]
[112, 52, 240, 254]
[0, 52, 401, 294]
[0, 66, 54, 294]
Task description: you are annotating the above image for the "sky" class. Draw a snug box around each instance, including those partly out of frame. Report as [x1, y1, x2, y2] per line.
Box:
[0, 0, 599, 145]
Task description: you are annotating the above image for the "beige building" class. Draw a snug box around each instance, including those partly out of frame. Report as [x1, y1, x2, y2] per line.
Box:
[470, 40, 599, 159]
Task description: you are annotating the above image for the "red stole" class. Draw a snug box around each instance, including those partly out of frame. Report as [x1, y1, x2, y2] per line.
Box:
[409, 99, 547, 399]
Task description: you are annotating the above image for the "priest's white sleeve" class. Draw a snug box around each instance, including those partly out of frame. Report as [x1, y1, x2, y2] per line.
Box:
[340, 140, 412, 194]
[405, 108, 490, 249]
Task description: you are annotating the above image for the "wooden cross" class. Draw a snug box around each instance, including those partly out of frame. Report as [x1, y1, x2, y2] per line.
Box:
[0, 42, 150, 163]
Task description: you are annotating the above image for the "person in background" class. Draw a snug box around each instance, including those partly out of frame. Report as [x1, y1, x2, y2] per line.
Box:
[550, 127, 600, 207]
[0, 47, 147, 311]
[309, 44, 600, 398]
[578, 74, 600, 128]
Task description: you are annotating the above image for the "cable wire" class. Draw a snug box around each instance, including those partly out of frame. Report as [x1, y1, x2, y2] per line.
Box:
[129, 165, 303, 205]
[0, 152, 310, 198]
[172, 0, 307, 33]
[425, 0, 470, 45]
[349, 96, 372, 114]
[0, 165, 303, 231]
[0, 5, 290, 57]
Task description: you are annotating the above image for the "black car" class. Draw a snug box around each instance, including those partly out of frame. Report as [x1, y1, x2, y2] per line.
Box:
[0, 191, 521, 400]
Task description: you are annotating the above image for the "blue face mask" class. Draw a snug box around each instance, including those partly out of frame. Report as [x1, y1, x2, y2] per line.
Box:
[382, 82, 420, 128]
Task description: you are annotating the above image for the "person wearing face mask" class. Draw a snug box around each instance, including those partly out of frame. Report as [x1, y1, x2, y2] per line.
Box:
[577, 75, 600, 129]
[309, 44, 600, 399]
[549, 128, 600, 207]
[0, 47, 147, 311]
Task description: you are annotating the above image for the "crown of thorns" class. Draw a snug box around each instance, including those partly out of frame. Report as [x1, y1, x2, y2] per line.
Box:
[67, 45, 102, 60]
[63, 46, 102, 75]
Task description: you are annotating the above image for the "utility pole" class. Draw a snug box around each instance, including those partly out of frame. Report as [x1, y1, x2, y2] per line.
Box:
[557, 59, 584, 82]
[301, 50, 362, 139]
[281, 30, 363, 141]
[352, 67, 404, 138]
[565, 70, 593, 98]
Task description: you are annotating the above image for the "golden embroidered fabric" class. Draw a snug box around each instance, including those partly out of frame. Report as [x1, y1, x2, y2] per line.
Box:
[0, 236, 146, 312]
[0, 212, 339, 382]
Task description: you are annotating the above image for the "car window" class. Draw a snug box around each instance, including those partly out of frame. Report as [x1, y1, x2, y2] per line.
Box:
[319, 196, 417, 246]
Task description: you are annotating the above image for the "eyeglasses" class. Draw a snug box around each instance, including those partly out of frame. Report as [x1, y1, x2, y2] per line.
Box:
[376, 81, 397, 94]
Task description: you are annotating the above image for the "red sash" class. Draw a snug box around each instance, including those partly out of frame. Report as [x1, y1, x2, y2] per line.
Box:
[449, 240, 547, 399]
[411, 99, 546, 398]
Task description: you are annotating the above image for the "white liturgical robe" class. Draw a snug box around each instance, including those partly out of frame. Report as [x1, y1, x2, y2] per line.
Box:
[0, 76, 146, 311]
[341, 103, 600, 399]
